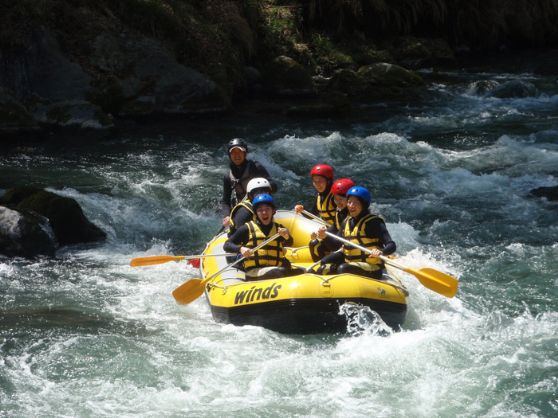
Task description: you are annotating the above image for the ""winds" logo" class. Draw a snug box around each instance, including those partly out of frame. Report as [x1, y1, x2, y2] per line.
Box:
[234, 283, 282, 304]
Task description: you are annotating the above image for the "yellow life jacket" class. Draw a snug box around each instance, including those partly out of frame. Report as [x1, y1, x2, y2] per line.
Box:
[229, 198, 255, 234]
[316, 191, 336, 225]
[334, 208, 348, 232]
[243, 221, 284, 269]
[342, 214, 384, 269]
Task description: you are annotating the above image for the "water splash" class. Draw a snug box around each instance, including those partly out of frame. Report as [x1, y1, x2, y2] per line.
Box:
[339, 303, 394, 337]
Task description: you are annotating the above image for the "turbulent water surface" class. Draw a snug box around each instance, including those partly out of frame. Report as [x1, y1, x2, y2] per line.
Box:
[1, 62, 557, 417]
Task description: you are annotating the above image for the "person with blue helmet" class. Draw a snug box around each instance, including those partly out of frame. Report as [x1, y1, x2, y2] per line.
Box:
[224, 194, 304, 280]
[317, 185, 396, 279]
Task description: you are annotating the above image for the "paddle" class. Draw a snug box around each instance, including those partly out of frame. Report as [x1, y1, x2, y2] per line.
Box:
[324, 231, 458, 298]
[300, 210, 458, 297]
[130, 253, 234, 267]
[172, 232, 282, 305]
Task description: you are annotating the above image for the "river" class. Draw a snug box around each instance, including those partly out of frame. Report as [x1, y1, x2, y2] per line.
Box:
[1, 59, 557, 417]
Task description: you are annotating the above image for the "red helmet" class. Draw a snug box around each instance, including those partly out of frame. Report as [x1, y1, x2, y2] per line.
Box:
[331, 178, 355, 196]
[310, 164, 334, 180]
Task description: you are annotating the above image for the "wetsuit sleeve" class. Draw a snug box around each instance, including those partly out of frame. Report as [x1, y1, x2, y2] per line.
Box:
[366, 220, 396, 255]
[321, 217, 345, 250]
[222, 174, 232, 215]
[281, 235, 293, 247]
[223, 225, 249, 253]
[321, 224, 342, 251]
[231, 207, 253, 230]
[320, 250, 344, 265]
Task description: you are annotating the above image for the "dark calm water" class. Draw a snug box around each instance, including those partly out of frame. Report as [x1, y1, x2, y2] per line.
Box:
[1, 60, 557, 416]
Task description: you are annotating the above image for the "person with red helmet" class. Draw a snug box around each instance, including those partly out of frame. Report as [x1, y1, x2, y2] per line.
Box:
[308, 178, 355, 264]
[294, 163, 337, 226]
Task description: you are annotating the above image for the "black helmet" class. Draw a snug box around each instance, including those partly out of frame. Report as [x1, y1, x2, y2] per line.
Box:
[227, 138, 248, 154]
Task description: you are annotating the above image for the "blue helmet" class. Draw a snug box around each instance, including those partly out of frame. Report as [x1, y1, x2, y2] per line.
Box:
[252, 193, 275, 209]
[346, 186, 371, 208]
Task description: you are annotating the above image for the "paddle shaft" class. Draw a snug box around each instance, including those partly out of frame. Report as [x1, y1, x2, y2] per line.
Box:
[301, 209, 327, 225]
[302, 210, 389, 261]
[130, 253, 234, 267]
[324, 231, 458, 297]
[325, 231, 393, 263]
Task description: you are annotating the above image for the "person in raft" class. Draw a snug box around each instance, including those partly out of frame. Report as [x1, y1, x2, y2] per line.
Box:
[221, 138, 276, 227]
[226, 177, 273, 237]
[224, 194, 305, 281]
[317, 186, 396, 279]
[308, 177, 355, 263]
[294, 163, 337, 226]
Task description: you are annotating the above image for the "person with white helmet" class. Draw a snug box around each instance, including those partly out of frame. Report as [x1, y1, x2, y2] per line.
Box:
[221, 138, 276, 223]
[224, 194, 304, 280]
[225, 177, 273, 237]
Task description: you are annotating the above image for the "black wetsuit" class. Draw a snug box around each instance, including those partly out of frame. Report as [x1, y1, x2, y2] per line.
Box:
[224, 221, 301, 280]
[322, 210, 396, 278]
[221, 160, 274, 215]
[224, 222, 293, 254]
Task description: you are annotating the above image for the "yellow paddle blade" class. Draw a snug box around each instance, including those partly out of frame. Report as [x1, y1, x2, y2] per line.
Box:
[130, 255, 185, 267]
[406, 266, 459, 298]
[172, 278, 205, 304]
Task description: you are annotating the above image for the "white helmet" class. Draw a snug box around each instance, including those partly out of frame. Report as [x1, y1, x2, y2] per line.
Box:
[246, 177, 271, 194]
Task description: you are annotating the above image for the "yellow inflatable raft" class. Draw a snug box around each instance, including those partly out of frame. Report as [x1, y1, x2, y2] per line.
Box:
[200, 210, 408, 333]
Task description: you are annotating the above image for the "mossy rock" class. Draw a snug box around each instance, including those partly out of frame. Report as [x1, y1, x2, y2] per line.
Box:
[327, 63, 423, 100]
[2, 188, 106, 245]
[327, 69, 366, 98]
[530, 186, 558, 201]
[263, 55, 314, 96]
[356, 63, 424, 87]
[0, 205, 57, 257]
[0, 89, 37, 131]
[352, 47, 394, 66]
[0, 186, 43, 205]
[392, 37, 456, 69]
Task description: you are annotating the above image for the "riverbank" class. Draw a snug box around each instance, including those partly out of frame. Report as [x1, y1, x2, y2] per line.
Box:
[1, 0, 558, 137]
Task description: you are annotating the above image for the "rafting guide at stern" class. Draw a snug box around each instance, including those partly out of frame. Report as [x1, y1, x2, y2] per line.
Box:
[221, 138, 276, 228]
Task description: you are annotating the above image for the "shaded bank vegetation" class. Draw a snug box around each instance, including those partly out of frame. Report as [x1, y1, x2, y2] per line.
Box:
[302, 0, 558, 49]
[0, 0, 557, 133]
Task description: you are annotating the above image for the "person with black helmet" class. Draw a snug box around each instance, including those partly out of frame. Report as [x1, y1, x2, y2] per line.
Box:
[318, 186, 396, 279]
[221, 139, 275, 227]
[224, 194, 304, 281]
[294, 163, 337, 225]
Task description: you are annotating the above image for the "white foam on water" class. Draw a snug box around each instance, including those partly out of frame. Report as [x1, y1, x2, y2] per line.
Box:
[2, 81, 558, 416]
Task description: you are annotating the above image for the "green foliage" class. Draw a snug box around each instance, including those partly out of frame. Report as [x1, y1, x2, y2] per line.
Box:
[302, 0, 558, 48]
[0, 0, 49, 48]
[258, 2, 303, 58]
[311, 33, 353, 73]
